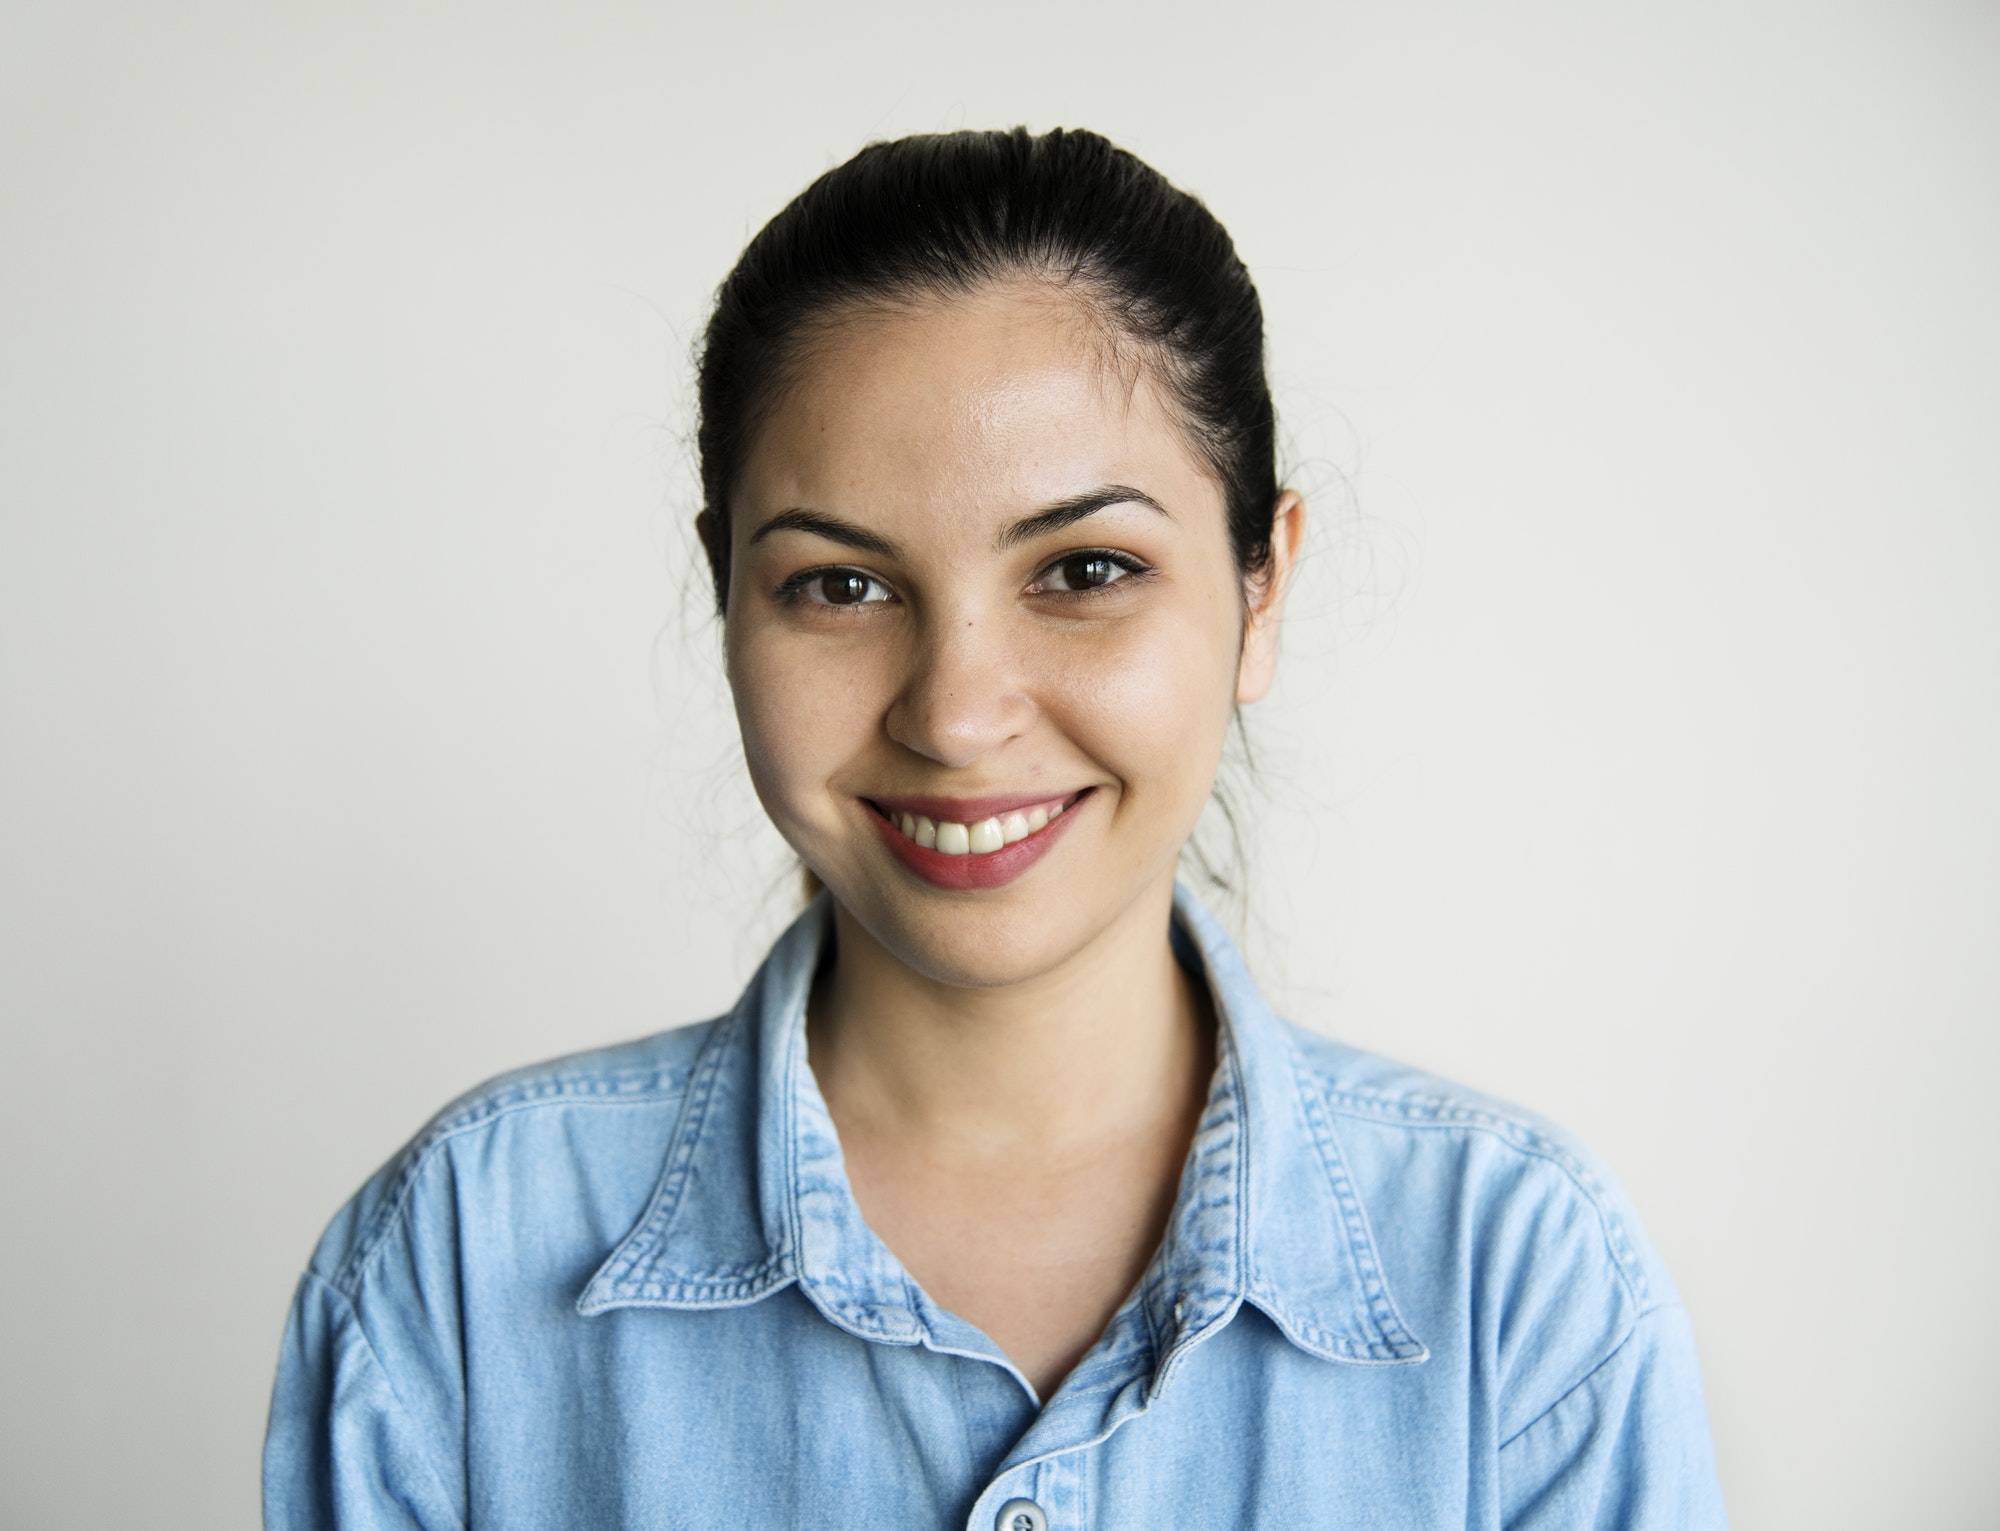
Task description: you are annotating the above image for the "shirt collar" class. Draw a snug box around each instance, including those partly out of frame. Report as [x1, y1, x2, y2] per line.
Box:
[577, 878, 1428, 1370]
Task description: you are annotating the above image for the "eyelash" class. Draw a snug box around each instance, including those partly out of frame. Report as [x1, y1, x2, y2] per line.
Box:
[771, 549, 1158, 611]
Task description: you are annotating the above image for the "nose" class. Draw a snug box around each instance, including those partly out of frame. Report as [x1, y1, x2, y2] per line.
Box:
[883, 612, 1036, 768]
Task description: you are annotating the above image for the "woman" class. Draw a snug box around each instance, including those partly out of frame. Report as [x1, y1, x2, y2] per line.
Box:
[264, 127, 1727, 1528]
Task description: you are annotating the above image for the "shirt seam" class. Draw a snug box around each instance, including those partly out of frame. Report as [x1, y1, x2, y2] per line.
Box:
[329, 1066, 696, 1298]
[1300, 1070, 1651, 1312]
[1495, 1299, 1678, 1451]
[301, 1266, 470, 1531]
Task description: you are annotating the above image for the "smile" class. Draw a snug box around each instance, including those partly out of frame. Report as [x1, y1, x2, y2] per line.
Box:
[861, 788, 1095, 890]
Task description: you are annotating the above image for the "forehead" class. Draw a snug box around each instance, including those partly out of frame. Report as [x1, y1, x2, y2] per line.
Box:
[736, 282, 1211, 533]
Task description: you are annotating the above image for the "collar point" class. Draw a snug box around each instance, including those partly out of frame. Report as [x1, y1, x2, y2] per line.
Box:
[1243, 1284, 1431, 1367]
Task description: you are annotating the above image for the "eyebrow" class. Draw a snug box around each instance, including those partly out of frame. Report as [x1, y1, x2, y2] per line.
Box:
[745, 484, 1171, 559]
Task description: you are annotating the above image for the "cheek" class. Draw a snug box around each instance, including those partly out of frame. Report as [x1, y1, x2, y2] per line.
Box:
[1055, 599, 1238, 779]
[726, 623, 882, 809]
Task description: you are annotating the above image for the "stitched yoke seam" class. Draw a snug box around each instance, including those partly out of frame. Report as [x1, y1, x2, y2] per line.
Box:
[1302, 1071, 1651, 1313]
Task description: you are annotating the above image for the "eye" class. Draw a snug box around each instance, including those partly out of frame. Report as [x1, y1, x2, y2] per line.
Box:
[770, 549, 1157, 614]
[772, 567, 895, 609]
[1032, 549, 1155, 597]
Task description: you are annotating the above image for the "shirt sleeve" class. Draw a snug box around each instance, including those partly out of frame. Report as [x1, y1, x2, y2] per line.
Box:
[1497, 1301, 1728, 1530]
[262, 1268, 466, 1531]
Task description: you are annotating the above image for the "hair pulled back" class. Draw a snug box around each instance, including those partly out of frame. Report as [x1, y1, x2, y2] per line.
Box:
[689, 127, 1281, 909]
[692, 126, 1281, 622]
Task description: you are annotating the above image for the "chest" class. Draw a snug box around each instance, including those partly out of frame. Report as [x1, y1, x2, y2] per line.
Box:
[536, 1301, 1476, 1531]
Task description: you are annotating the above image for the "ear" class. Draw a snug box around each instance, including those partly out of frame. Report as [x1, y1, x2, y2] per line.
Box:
[1235, 489, 1306, 706]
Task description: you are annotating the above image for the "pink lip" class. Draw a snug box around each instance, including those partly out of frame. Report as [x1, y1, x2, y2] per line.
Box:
[862, 787, 1094, 891]
[866, 787, 1091, 823]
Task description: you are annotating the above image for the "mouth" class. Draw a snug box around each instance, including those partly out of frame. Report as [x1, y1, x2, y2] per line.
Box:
[861, 786, 1094, 854]
[859, 785, 1096, 891]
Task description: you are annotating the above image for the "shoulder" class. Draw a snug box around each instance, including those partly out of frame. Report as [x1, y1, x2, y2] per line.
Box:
[1280, 1019, 1676, 1309]
[299, 1015, 727, 1302]
[1276, 1020, 1687, 1432]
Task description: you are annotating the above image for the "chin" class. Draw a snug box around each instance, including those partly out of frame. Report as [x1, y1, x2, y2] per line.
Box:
[834, 870, 1100, 988]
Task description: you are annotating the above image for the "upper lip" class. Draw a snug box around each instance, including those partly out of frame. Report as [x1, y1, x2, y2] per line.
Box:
[865, 787, 1091, 824]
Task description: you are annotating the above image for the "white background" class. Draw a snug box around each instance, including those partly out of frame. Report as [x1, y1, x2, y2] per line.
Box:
[3, 1, 1995, 1525]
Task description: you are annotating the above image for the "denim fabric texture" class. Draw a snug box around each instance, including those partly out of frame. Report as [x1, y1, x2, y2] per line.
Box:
[264, 878, 1728, 1528]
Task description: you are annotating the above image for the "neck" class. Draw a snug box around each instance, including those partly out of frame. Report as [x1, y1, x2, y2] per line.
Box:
[805, 878, 1218, 1174]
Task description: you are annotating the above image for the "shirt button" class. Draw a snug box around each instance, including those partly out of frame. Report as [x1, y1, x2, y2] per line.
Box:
[996, 1498, 1048, 1531]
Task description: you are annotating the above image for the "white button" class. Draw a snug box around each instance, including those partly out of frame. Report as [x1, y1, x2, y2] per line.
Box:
[1173, 1295, 1187, 1323]
[996, 1498, 1048, 1531]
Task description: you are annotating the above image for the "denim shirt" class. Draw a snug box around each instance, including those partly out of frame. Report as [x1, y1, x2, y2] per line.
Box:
[264, 879, 1727, 1528]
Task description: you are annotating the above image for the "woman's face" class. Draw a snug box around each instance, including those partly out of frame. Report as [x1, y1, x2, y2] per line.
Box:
[724, 280, 1301, 988]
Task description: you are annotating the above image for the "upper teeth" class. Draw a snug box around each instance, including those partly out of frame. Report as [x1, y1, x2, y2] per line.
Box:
[889, 794, 1074, 855]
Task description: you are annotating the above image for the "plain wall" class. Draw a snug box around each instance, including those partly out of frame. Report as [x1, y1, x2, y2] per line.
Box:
[3, 1, 1995, 1525]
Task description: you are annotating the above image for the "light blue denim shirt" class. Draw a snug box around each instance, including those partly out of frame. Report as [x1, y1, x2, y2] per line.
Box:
[264, 878, 1727, 1528]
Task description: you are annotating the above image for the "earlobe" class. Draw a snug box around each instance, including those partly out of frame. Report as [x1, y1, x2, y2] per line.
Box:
[1232, 607, 1280, 707]
[1235, 643, 1273, 705]
[1234, 600, 1279, 704]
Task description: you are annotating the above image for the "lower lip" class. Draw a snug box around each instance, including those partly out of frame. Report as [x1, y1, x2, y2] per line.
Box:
[864, 789, 1094, 891]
